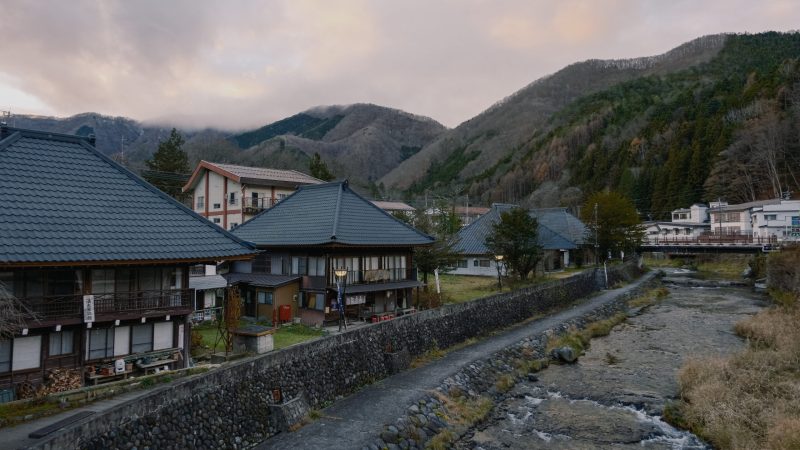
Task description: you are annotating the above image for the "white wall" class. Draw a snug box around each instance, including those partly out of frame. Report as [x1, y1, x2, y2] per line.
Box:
[450, 257, 504, 277]
[114, 326, 130, 356]
[12, 335, 41, 370]
[154, 322, 174, 350]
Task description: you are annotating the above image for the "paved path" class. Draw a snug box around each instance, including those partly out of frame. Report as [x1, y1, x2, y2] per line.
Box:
[257, 271, 656, 450]
[5, 387, 156, 450]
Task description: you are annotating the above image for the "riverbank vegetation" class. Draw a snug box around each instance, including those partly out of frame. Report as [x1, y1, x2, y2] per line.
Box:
[668, 246, 800, 449]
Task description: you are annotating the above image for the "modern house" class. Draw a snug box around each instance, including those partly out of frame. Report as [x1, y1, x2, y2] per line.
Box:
[644, 204, 710, 244]
[0, 126, 256, 394]
[750, 200, 800, 242]
[451, 204, 589, 277]
[231, 180, 434, 326]
[181, 161, 323, 230]
[371, 200, 416, 221]
[188, 265, 228, 322]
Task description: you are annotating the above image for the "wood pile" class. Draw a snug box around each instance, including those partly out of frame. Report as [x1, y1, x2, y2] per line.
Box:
[17, 368, 84, 399]
[40, 368, 82, 394]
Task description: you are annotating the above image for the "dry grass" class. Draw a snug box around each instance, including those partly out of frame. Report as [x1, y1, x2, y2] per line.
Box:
[411, 344, 446, 368]
[627, 287, 669, 308]
[426, 392, 493, 449]
[495, 374, 515, 393]
[546, 313, 628, 356]
[673, 306, 800, 449]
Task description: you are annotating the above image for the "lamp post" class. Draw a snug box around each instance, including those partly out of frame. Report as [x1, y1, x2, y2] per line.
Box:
[494, 255, 504, 291]
[334, 268, 348, 332]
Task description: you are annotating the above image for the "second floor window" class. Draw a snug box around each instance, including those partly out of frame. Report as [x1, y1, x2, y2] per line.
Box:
[196, 196, 205, 209]
[229, 192, 237, 205]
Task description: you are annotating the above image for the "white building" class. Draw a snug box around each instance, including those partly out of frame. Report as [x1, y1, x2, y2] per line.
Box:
[644, 204, 710, 243]
[750, 200, 800, 242]
[182, 161, 323, 230]
[708, 199, 781, 236]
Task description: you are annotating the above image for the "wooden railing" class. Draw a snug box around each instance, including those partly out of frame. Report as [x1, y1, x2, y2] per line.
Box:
[242, 197, 277, 214]
[21, 288, 193, 322]
[329, 268, 411, 286]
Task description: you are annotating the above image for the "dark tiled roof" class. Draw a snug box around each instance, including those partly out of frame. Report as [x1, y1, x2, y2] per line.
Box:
[224, 272, 300, 288]
[453, 204, 587, 255]
[0, 128, 256, 265]
[232, 181, 435, 247]
[530, 208, 588, 245]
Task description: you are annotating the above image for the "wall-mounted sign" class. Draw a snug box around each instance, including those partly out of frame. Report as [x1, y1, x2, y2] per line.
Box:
[83, 295, 95, 323]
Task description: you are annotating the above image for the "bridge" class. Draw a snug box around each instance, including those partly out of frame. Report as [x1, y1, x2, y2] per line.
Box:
[640, 234, 778, 255]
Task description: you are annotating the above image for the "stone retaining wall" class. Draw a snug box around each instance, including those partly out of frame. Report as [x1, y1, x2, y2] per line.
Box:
[372, 270, 660, 450]
[33, 264, 639, 450]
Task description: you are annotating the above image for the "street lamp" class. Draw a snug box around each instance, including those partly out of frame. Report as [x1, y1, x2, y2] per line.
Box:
[494, 255, 504, 291]
[334, 268, 348, 332]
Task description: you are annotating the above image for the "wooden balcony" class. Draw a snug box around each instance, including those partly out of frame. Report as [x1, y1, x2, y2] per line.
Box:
[242, 197, 277, 214]
[328, 268, 412, 286]
[21, 288, 194, 325]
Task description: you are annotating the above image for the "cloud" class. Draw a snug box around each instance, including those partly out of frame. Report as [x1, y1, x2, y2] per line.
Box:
[0, 0, 798, 129]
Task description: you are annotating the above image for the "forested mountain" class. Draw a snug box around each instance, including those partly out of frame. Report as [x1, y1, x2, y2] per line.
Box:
[9, 104, 445, 190]
[229, 104, 447, 187]
[386, 32, 800, 220]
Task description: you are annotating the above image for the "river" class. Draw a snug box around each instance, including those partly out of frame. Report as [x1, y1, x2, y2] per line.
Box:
[454, 269, 768, 449]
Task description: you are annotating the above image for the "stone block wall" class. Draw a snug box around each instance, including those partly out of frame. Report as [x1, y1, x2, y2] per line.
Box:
[35, 264, 639, 450]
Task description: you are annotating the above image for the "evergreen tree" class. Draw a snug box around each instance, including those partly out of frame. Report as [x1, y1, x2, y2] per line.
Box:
[309, 152, 335, 181]
[144, 128, 190, 199]
[484, 208, 542, 281]
[581, 191, 644, 261]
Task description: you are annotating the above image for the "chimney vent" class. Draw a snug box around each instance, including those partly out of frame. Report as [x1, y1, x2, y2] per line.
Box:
[88, 133, 96, 146]
[0, 122, 8, 140]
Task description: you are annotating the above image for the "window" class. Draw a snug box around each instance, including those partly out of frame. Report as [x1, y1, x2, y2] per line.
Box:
[479, 260, 491, 268]
[88, 328, 114, 360]
[131, 323, 154, 354]
[0, 340, 10, 373]
[308, 257, 326, 276]
[49, 330, 74, 356]
[213, 203, 221, 209]
[765, 214, 777, 221]
[257, 291, 273, 305]
[196, 196, 205, 209]
[277, 193, 288, 201]
[473, 259, 479, 267]
[457, 260, 468, 268]
[291, 257, 307, 275]
[91, 269, 115, 297]
[213, 218, 221, 224]
[229, 192, 237, 205]
[231, 223, 238, 228]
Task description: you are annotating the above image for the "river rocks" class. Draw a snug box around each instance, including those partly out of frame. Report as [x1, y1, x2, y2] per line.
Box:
[551, 346, 578, 363]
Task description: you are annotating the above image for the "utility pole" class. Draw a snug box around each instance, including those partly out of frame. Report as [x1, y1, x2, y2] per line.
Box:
[594, 203, 599, 266]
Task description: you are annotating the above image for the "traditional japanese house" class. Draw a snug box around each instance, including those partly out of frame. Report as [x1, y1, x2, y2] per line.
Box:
[0, 125, 256, 394]
[451, 204, 590, 276]
[231, 180, 434, 326]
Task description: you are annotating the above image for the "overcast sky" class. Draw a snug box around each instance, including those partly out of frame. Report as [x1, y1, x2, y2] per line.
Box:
[1, 0, 798, 130]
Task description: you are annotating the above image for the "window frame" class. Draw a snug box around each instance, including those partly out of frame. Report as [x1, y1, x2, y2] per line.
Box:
[88, 328, 114, 360]
[131, 323, 154, 354]
[48, 330, 74, 357]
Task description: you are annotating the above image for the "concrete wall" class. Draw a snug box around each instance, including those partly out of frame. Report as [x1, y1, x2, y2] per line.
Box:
[34, 264, 640, 450]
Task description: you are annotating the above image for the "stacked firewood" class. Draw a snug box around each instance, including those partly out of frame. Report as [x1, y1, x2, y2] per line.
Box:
[40, 368, 82, 394]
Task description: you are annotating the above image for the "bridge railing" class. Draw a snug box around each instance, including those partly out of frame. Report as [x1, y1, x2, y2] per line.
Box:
[645, 233, 777, 246]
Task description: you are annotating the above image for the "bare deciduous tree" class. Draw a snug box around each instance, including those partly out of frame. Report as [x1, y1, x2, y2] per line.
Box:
[0, 282, 36, 340]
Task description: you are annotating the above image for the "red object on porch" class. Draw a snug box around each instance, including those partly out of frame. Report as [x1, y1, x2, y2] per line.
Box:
[371, 315, 380, 323]
[279, 305, 292, 323]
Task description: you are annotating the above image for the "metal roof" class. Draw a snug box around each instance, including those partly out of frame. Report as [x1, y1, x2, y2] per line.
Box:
[453, 204, 587, 255]
[371, 200, 415, 212]
[183, 161, 323, 192]
[344, 280, 423, 293]
[189, 275, 228, 291]
[224, 272, 300, 288]
[232, 180, 435, 247]
[0, 127, 256, 265]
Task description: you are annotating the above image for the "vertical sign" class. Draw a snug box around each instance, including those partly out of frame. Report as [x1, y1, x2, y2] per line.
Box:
[178, 324, 185, 350]
[83, 294, 95, 323]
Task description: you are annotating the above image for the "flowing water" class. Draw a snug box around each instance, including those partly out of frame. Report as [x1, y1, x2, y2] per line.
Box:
[456, 269, 768, 449]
